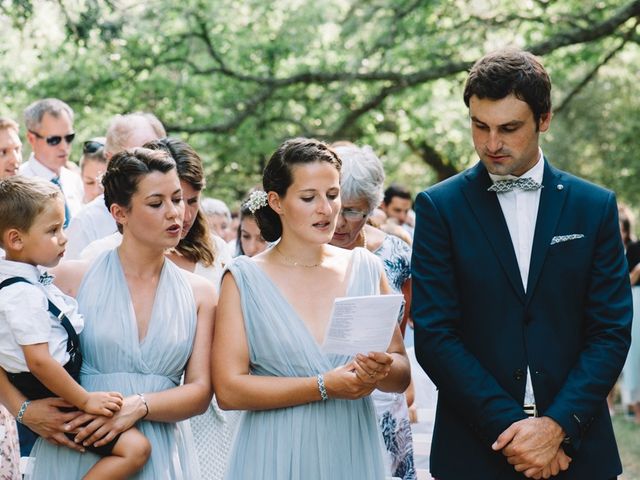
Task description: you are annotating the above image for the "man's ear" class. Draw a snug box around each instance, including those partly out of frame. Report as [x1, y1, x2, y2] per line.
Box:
[110, 203, 128, 227]
[538, 112, 552, 133]
[25, 130, 38, 149]
[268, 191, 283, 215]
[3, 228, 25, 252]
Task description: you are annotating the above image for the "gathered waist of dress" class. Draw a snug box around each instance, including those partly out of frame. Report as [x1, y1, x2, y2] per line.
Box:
[80, 370, 182, 391]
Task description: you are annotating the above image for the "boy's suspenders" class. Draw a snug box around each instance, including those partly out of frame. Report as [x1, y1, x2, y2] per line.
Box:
[0, 276, 81, 364]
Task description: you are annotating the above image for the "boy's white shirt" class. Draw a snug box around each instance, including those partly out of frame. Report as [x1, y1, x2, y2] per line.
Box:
[0, 258, 84, 373]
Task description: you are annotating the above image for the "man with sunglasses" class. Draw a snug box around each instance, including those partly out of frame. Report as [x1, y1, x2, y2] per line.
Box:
[20, 98, 83, 227]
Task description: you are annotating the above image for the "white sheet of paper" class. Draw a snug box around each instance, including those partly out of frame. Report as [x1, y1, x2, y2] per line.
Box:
[322, 294, 404, 356]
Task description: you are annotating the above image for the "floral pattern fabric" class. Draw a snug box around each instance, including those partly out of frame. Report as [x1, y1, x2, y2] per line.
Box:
[372, 234, 416, 480]
[0, 405, 20, 480]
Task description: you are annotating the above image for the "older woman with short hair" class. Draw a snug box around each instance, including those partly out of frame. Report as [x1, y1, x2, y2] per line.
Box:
[330, 144, 416, 480]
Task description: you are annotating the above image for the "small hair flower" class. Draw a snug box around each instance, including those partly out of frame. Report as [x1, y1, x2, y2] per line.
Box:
[245, 190, 268, 214]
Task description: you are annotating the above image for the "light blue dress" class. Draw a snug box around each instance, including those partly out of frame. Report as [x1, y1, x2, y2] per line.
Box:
[224, 248, 387, 480]
[28, 249, 201, 479]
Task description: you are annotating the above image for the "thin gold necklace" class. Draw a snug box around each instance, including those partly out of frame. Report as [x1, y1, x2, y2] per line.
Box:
[275, 245, 323, 268]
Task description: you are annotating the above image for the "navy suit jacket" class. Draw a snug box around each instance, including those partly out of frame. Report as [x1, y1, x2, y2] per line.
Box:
[411, 160, 632, 479]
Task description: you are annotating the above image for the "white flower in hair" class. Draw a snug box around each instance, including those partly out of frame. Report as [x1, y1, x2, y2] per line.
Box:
[245, 190, 268, 214]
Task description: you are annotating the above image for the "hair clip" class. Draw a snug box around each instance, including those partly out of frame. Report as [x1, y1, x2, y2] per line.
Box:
[245, 190, 268, 214]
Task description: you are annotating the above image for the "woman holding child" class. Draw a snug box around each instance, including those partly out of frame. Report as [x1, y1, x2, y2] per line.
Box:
[0, 147, 215, 479]
[212, 137, 411, 479]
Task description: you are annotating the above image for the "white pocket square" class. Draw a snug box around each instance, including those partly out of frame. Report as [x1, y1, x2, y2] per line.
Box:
[550, 234, 584, 246]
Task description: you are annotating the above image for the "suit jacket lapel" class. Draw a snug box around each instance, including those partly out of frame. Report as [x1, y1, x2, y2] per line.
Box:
[525, 161, 567, 306]
[462, 163, 526, 303]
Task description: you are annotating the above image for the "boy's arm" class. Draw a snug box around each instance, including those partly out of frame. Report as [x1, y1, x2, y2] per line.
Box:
[22, 343, 122, 416]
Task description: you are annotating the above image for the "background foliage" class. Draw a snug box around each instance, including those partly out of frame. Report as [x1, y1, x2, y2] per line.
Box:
[1, 0, 639, 214]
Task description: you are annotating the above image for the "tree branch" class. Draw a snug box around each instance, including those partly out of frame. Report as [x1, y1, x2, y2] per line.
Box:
[164, 87, 276, 134]
[555, 20, 638, 114]
[530, 0, 640, 55]
[405, 139, 460, 181]
[166, 0, 640, 137]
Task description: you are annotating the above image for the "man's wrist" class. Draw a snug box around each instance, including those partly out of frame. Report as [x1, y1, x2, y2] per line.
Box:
[542, 416, 565, 443]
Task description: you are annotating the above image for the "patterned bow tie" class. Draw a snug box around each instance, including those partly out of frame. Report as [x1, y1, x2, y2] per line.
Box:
[38, 271, 55, 286]
[487, 177, 542, 193]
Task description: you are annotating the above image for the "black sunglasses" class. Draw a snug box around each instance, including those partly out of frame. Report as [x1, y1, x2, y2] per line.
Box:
[83, 140, 104, 154]
[29, 130, 76, 146]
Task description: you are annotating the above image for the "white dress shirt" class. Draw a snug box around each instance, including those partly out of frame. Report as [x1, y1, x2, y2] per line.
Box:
[64, 194, 118, 260]
[19, 154, 84, 220]
[0, 259, 84, 373]
[488, 150, 544, 407]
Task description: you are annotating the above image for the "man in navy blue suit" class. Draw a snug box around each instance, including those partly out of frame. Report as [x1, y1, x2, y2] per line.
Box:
[412, 48, 632, 479]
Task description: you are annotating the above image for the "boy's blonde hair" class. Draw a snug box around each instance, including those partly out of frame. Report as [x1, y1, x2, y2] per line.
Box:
[0, 176, 62, 242]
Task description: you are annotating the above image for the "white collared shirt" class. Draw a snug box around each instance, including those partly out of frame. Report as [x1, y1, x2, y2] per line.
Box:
[20, 154, 84, 220]
[64, 194, 117, 260]
[488, 151, 544, 291]
[488, 149, 545, 407]
[0, 259, 84, 373]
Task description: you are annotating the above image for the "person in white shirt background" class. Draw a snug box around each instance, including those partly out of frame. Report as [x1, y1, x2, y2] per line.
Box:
[20, 99, 84, 227]
[64, 112, 166, 259]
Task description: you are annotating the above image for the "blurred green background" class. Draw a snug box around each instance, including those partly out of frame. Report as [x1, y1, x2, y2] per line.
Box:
[1, 0, 639, 216]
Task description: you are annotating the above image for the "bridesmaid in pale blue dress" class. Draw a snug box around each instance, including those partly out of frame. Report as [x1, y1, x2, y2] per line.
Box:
[213, 138, 411, 480]
[13, 147, 215, 479]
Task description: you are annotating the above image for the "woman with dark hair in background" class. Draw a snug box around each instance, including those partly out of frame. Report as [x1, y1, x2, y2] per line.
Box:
[213, 137, 411, 479]
[79, 138, 107, 204]
[233, 200, 268, 258]
[144, 138, 231, 286]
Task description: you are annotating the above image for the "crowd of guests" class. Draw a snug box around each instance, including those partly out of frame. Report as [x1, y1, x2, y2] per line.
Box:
[0, 99, 419, 480]
[0, 47, 637, 480]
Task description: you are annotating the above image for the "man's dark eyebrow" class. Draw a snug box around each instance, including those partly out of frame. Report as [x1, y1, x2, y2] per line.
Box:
[470, 117, 525, 128]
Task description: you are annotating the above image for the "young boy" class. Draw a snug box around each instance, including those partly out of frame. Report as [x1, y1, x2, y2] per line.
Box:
[0, 176, 150, 479]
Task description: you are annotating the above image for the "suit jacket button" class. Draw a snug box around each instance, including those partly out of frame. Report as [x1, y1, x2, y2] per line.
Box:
[514, 368, 525, 381]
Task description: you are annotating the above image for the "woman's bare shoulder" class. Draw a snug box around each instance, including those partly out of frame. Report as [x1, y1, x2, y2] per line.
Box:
[182, 268, 218, 305]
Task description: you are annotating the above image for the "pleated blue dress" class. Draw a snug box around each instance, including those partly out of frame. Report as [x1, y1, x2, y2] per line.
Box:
[224, 248, 387, 480]
[28, 249, 200, 479]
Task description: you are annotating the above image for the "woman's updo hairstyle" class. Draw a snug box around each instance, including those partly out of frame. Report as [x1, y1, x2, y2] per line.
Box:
[255, 137, 342, 242]
[102, 147, 176, 232]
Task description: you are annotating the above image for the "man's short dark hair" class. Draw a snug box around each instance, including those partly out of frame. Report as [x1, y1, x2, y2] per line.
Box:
[383, 183, 412, 206]
[463, 48, 551, 126]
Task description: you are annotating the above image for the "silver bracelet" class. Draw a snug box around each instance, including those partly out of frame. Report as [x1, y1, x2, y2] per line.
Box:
[16, 400, 31, 424]
[316, 374, 328, 401]
[137, 393, 149, 419]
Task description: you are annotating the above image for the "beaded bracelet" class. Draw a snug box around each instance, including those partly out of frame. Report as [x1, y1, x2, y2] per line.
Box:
[16, 399, 31, 424]
[137, 393, 149, 419]
[316, 374, 328, 401]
